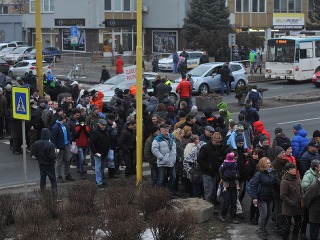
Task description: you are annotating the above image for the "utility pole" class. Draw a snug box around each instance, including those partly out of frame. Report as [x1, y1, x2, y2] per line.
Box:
[35, 0, 44, 96]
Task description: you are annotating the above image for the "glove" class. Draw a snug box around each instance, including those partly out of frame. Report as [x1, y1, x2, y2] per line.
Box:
[55, 149, 60, 154]
[95, 153, 101, 158]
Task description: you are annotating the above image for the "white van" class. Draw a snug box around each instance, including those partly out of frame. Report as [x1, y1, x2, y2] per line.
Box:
[0, 42, 16, 50]
[158, 50, 204, 71]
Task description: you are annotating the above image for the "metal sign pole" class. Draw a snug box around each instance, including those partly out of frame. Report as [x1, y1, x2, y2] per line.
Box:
[22, 120, 27, 197]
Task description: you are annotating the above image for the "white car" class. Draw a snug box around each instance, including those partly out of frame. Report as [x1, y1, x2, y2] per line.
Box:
[8, 60, 51, 78]
[158, 51, 204, 71]
[4, 46, 34, 65]
[82, 72, 179, 109]
[0, 47, 16, 59]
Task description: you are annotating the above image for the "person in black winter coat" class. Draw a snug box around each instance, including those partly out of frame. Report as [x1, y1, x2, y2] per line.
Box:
[35, 128, 57, 198]
[245, 149, 264, 225]
[299, 141, 320, 178]
[155, 78, 172, 103]
[251, 157, 276, 239]
[218, 63, 231, 96]
[89, 119, 110, 187]
[118, 119, 136, 177]
[152, 56, 159, 72]
[100, 65, 111, 83]
[240, 100, 260, 127]
[198, 132, 225, 204]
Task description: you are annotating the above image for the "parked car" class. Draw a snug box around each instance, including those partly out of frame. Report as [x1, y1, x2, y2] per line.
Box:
[312, 71, 320, 88]
[0, 47, 16, 59]
[0, 42, 16, 50]
[81, 71, 178, 109]
[9, 41, 29, 47]
[0, 58, 10, 74]
[175, 62, 248, 95]
[158, 51, 204, 71]
[8, 60, 51, 78]
[4, 46, 34, 65]
[28, 47, 61, 62]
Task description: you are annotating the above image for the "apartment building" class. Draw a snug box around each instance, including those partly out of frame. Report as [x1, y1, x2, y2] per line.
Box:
[0, 0, 316, 54]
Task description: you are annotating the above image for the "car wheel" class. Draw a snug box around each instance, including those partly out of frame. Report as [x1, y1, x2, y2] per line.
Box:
[169, 92, 178, 104]
[8, 71, 13, 77]
[55, 56, 60, 62]
[235, 79, 246, 89]
[198, 83, 210, 95]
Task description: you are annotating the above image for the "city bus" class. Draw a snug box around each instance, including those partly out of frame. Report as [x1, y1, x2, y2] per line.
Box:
[265, 35, 320, 81]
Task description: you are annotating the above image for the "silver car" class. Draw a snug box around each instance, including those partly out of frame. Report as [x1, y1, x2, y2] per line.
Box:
[175, 62, 248, 95]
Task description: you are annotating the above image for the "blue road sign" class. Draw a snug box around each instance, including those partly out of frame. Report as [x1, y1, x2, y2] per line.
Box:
[70, 26, 78, 37]
[15, 92, 27, 115]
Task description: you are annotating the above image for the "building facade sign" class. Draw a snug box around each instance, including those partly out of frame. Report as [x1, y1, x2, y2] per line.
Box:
[273, 13, 304, 29]
[55, 19, 86, 27]
[104, 19, 136, 27]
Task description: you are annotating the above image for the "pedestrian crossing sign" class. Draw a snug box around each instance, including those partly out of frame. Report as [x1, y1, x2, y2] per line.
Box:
[12, 87, 30, 120]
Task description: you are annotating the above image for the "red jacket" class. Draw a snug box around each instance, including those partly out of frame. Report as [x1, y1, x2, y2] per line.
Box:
[253, 121, 271, 145]
[90, 91, 104, 112]
[176, 79, 192, 98]
[74, 125, 90, 147]
[116, 56, 124, 74]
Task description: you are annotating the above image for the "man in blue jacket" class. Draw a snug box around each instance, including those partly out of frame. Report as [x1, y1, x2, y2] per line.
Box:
[291, 123, 309, 160]
[50, 114, 75, 183]
[35, 128, 57, 198]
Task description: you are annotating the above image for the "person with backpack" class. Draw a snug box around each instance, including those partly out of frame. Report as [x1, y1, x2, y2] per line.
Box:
[250, 157, 276, 240]
[272, 127, 291, 153]
[245, 85, 262, 111]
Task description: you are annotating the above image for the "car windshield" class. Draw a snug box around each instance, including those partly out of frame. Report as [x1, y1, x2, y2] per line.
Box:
[11, 48, 27, 54]
[0, 47, 15, 53]
[104, 74, 125, 85]
[187, 64, 213, 77]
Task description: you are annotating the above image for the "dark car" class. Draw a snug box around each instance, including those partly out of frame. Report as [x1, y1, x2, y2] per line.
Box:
[0, 58, 10, 74]
[28, 47, 61, 63]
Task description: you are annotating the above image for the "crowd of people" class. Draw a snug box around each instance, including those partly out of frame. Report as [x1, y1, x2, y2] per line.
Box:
[1, 63, 320, 240]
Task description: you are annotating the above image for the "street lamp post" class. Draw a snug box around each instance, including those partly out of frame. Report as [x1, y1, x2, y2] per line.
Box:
[35, 0, 44, 96]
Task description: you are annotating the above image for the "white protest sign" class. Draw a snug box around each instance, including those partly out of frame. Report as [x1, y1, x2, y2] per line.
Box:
[124, 65, 137, 86]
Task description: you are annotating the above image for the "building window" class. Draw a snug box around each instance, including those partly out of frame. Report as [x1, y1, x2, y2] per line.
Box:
[124, 0, 130, 11]
[274, 0, 301, 12]
[105, 0, 111, 10]
[43, 0, 54, 12]
[152, 31, 177, 53]
[0, 6, 8, 14]
[30, 0, 35, 13]
[105, 0, 136, 11]
[235, 0, 265, 13]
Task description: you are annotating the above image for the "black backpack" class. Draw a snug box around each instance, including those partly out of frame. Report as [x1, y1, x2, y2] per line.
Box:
[249, 91, 260, 102]
[275, 136, 291, 150]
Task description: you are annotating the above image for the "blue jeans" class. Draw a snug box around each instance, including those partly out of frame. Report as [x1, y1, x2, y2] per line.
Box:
[39, 164, 57, 197]
[77, 147, 87, 173]
[250, 62, 256, 74]
[202, 174, 218, 204]
[94, 155, 107, 186]
[157, 166, 176, 192]
[172, 62, 178, 73]
[220, 80, 230, 95]
[257, 200, 272, 235]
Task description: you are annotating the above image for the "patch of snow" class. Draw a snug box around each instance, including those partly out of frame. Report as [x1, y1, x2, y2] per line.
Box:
[141, 228, 155, 240]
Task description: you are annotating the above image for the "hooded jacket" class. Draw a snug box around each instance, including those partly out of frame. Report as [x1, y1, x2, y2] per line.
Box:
[152, 132, 176, 167]
[115, 56, 124, 74]
[240, 106, 260, 126]
[90, 91, 104, 112]
[253, 121, 270, 145]
[35, 128, 56, 165]
[176, 78, 192, 98]
[301, 168, 319, 193]
[217, 102, 231, 119]
[292, 128, 309, 159]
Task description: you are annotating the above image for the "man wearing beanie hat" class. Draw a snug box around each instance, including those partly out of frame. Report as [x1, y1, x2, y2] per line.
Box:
[272, 127, 291, 154]
[292, 123, 309, 159]
[144, 125, 160, 186]
[272, 145, 289, 235]
[299, 140, 320, 178]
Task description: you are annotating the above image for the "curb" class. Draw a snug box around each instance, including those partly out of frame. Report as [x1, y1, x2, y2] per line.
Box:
[274, 90, 320, 102]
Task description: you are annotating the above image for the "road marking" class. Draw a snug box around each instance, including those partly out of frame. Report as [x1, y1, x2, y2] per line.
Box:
[277, 117, 320, 125]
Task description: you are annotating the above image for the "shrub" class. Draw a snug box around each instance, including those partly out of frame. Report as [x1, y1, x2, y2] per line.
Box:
[149, 209, 197, 240]
[137, 186, 172, 220]
[17, 199, 51, 226]
[35, 189, 59, 219]
[16, 223, 50, 240]
[104, 181, 136, 207]
[0, 193, 20, 225]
